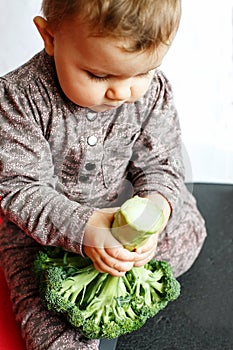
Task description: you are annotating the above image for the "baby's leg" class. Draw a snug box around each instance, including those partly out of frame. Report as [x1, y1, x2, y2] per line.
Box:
[155, 186, 207, 277]
[0, 219, 99, 350]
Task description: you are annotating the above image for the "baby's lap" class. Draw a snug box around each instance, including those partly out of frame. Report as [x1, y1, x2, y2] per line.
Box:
[155, 187, 207, 277]
[0, 220, 40, 279]
[0, 223, 99, 350]
[164, 184, 206, 237]
[0, 192, 206, 348]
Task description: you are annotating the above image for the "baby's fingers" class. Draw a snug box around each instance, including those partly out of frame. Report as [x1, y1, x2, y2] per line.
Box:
[135, 234, 158, 254]
[90, 249, 134, 276]
[133, 250, 156, 267]
[105, 245, 139, 262]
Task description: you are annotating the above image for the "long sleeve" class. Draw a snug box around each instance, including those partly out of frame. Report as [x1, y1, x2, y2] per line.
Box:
[127, 71, 185, 210]
[0, 79, 94, 255]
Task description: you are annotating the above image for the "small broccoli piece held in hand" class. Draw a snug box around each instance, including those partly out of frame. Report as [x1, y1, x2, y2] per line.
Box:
[112, 195, 164, 251]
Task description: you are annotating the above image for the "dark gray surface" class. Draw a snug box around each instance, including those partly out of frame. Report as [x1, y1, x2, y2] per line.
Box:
[99, 338, 118, 350]
[115, 183, 233, 350]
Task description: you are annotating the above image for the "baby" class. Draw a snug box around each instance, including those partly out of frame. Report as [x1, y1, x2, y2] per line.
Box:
[0, 1, 206, 349]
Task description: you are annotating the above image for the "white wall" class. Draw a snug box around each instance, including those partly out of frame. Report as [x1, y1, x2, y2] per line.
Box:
[0, 0, 42, 74]
[0, 0, 232, 184]
[162, 0, 233, 183]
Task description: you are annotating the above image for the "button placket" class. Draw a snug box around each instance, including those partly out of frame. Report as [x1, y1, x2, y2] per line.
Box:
[78, 114, 103, 185]
[79, 135, 101, 184]
[86, 111, 98, 122]
[79, 175, 89, 183]
[87, 135, 98, 146]
[85, 163, 96, 171]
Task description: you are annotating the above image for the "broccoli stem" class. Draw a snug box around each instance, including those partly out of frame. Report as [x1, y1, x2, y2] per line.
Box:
[82, 274, 129, 325]
[47, 254, 90, 268]
[130, 266, 164, 305]
[80, 272, 109, 306]
[59, 266, 100, 304]
[34, 250, 91, 273]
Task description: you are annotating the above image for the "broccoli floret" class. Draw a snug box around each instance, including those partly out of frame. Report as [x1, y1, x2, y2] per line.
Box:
[33, 248, 180, 339]
[146, 260, 181, 301]
[127, 260, 180, 318]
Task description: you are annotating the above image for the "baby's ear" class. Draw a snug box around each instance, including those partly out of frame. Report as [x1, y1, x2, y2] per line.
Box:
[33, 16, 54, 56]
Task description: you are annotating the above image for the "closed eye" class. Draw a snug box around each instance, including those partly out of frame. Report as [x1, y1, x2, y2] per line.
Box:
[86, 71, 110, 82]
[86, 68, 155, 82]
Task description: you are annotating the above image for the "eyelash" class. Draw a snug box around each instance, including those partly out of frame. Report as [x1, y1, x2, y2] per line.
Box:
[86, 71, 109, 82]
[86, 70, 152, 82]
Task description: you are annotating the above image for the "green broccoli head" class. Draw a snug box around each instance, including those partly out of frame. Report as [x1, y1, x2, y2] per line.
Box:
[33, 248, 181, 339]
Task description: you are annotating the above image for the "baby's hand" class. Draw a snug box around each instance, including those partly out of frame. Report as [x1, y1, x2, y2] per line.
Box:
[84, 208, 141, 277]
[84, 193, 171, 275]
[133, 234, 159, 267]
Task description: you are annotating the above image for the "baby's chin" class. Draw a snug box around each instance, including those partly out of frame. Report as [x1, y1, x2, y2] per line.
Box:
[88, 104, 123, 113]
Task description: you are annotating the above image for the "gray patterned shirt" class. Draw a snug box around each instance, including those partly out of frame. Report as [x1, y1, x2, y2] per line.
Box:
[0, 50, 184, 255]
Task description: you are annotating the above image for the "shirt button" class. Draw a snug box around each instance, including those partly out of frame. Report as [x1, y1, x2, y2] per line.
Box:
[87, 135, 98, 146]
[79, 175, 89, 183]
[86, 111, 97, 121]
[85, 163, 96, 171]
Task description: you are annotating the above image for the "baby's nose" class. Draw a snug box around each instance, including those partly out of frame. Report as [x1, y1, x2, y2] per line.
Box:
[106, 84, 132, 101]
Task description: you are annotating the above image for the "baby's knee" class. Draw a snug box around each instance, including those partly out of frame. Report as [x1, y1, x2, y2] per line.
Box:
[22, 309, 99, 350]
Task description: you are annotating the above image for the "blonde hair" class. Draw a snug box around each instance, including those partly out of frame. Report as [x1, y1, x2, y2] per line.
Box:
[41, 0, 181, 51]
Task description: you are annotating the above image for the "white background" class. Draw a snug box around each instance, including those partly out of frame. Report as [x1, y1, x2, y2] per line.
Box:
[0, 0, 232, 184]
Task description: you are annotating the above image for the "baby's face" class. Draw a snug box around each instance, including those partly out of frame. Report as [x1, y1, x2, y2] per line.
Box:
[39, 18, 169, 112]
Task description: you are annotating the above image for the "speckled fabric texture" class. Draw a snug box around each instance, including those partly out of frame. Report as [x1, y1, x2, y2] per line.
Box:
[0, 217, 100, 350]
[0, 50, 207, 349]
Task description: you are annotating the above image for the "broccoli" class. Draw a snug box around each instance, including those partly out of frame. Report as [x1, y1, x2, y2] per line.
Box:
[112, 195, 164, 251]
[34, 246, 92, 269]
[127, 260, 180, 318]
[33, 196, 181, 339]
[33, 248, 180, 339]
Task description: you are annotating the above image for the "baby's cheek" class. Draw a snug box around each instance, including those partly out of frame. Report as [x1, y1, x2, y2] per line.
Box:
[132, 79, 153, 101]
